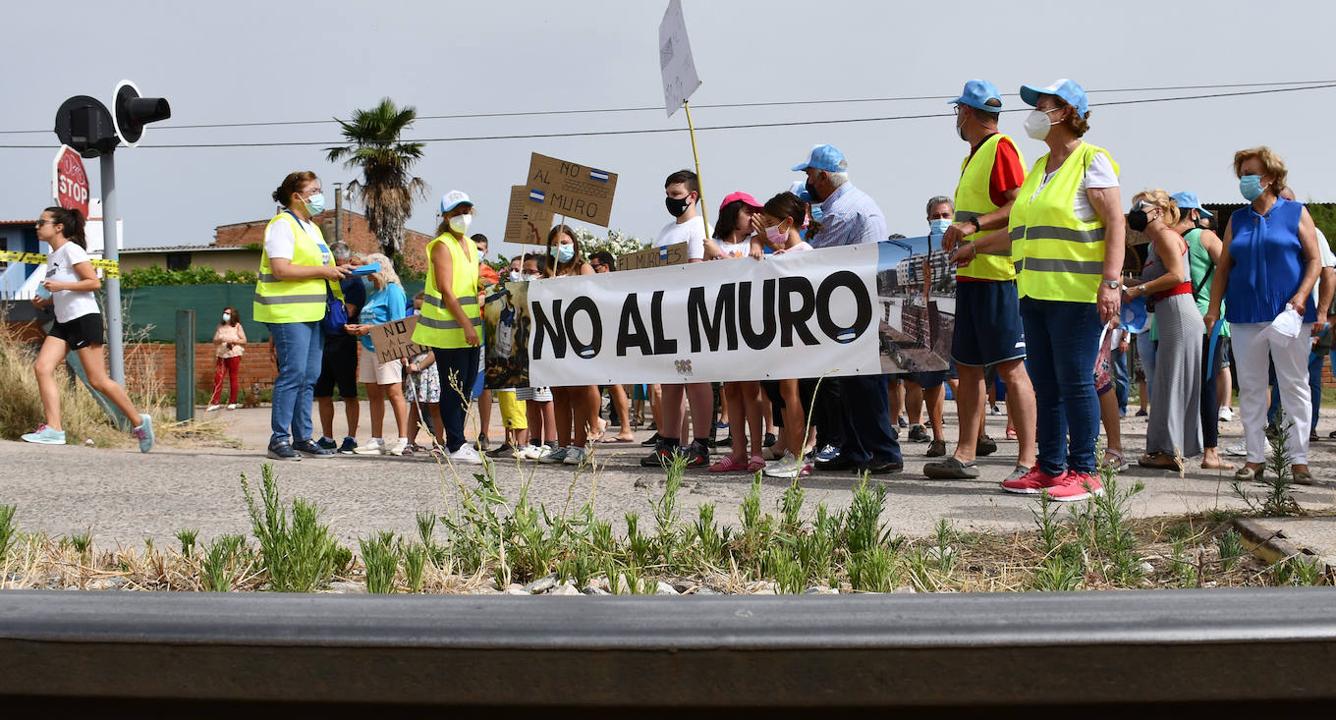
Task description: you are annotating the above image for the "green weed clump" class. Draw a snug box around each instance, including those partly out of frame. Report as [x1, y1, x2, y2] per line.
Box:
[0, 505, 17, 564]
[241, 464, 343, 592]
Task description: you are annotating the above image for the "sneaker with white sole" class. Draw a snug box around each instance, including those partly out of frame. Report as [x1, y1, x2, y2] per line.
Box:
[354, 439, 385, 455]
[21, 425, 66, 445]
[448, 444, 484, 465]
[385, 438, 409, 456]
[540, 446, 570, 464]
[226, 404, 237, 410]
[1224, 443, 1247, 457]
[1218, 406, 1234, 422]
[763, 451, 803, 479]
[563, 446, 588, 466]
[132, 414, 155, 453]
[1044, 471, 1104, 503]
[206, 404, 221, 412]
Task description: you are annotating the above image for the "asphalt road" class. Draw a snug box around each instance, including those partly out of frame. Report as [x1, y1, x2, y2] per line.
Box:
[1, 403, 1333, 548]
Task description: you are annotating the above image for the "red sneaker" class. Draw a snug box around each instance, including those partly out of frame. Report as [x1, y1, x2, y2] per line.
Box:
[1001, 465, 1060, 495]
[1044, 471, 1104, 503]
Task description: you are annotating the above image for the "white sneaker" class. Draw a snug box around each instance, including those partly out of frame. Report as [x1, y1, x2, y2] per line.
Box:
[353, 439, 384, 455]
[526, 444, 554, 461]
[449, 444, 484, 465]
[1224, 442, 1247, 457]
[763, 451, 802, 479]
[226, 404, 237, 410]
[206, 404, 221, 412]
[563, 446, 588, 466]
[385, 438, 409, 456]
[1219, 406, 1234, 422]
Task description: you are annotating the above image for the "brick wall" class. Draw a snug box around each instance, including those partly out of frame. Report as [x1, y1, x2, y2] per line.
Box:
[126, 342, 278, 400]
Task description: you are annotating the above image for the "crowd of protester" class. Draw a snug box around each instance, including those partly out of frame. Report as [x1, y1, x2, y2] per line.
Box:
[29, 77, 1332, 502]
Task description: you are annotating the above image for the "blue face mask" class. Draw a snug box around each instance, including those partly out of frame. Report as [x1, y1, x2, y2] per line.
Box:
[1239, 175, 1264, 202]
[304, 192, 326, 215]
[928, 218, 952, 239]
[810, 205, 824, 224]
[556, 244, 575, 263]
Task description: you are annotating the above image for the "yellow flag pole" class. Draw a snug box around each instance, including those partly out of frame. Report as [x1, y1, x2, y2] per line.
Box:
[683, 100, 710, 235]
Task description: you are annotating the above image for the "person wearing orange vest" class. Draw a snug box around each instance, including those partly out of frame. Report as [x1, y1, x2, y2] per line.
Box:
[998, 79, 1126, 502]
[254, 171, 350, 461]
[926, 80, 1037, 485]
[412, 190, 484, 464]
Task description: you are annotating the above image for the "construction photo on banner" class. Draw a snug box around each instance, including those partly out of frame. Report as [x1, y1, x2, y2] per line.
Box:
[483, 280, 531, 389]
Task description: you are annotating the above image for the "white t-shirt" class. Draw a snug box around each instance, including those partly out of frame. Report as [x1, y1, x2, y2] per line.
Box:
[45, 242, 100, 323]
[1030, 151, 1119, 223]
[263, 212, 323, 261]
[655, 217, 712, 261]
[717, 238, 751, 259]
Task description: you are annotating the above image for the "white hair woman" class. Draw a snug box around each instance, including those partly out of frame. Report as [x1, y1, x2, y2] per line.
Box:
[344, 252, 411, 456]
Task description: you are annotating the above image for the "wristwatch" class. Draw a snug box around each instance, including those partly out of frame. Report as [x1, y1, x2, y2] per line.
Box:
[966, 217, 981, 234]
[1101, 279, 1121, 290]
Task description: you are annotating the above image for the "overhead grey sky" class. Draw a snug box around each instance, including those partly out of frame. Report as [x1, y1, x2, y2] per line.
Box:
[3, 0, 1336, 259]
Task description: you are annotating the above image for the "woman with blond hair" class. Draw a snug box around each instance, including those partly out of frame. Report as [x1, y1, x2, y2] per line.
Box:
[1206, 147, 1323, 484]
[1121, 190, 1203, 470]
[345, 252, 410, 456]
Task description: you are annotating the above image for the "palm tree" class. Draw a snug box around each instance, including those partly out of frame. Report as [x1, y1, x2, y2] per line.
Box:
[325, 98, 426, 257]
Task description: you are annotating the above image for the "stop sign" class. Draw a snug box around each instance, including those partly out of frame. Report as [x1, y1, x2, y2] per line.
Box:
[52, 144, 90, 218]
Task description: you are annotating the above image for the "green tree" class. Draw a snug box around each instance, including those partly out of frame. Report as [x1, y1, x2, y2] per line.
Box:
[325, 98, 427, 257]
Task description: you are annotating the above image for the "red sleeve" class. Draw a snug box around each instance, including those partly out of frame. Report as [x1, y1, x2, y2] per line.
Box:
[988, 137, 1026, 208]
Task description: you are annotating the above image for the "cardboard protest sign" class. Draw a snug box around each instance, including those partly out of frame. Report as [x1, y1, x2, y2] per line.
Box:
[659, 0, 701, 117]
[617, 242, 690, 271]
[526, 153, 618, 227]
[370, 316, 431, 364]
[504, 184, 555, 246]
[482, 281, 532, 390]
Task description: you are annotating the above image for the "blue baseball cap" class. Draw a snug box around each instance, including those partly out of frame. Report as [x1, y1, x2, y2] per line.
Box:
[1170, 191, 1213, 218]
[1020, 78, 1088, 117]
[791, 144, 848, 173]
[949, 79, 1003, 112]
[439, 190, 473, 214]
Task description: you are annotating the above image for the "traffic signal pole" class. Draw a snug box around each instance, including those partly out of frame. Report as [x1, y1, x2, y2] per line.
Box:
[100, 153, 124, 383]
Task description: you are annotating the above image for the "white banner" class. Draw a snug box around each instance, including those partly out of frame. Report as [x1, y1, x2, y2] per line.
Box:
[526, 244, 885, 386]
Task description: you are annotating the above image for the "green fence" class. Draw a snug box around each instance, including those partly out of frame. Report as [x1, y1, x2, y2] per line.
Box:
[126, 281, 426, 343]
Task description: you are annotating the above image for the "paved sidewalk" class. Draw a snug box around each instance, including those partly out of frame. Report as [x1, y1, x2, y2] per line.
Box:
[1, 403, 1333, 547]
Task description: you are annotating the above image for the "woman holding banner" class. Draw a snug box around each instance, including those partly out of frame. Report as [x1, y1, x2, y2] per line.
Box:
[756, 191, 815, 478]
[345, 253, 410, 456]
[412, 191, 484, 465]
[539, 225, 602, 467]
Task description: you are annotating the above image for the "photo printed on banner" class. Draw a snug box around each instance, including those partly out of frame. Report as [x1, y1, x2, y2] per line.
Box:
[483, 280, 531, 389]
[875, 236, 955, 374]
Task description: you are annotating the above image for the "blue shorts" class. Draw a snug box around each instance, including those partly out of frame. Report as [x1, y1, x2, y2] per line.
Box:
[910, 371, 949, 389]
[952, 280, 1026, 368]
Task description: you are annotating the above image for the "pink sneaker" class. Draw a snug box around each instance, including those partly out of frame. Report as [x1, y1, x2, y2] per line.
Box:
[1001, 465, 1060, 495]
[1044, 471, 1104, 503]
[709, 456, 750, 473]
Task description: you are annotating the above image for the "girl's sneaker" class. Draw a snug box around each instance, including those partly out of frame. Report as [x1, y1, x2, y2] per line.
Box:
[354, 439, 385, 455]
[21, 425, 66, 445]
[562, 446, 588, 466]
[132, 414, 155, 453]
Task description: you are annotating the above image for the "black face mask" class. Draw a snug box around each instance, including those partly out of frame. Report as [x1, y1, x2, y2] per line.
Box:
[805, 179, 824, 203]
[665, 195, 691, 218]
[1127, 209, 1150, 233]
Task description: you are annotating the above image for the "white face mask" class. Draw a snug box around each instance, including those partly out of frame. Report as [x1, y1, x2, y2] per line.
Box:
[448, 213, 473, 235]
[222, 313, 231, 323]
[509, 270, 523, 282]
[1024, 108, 1057, 140]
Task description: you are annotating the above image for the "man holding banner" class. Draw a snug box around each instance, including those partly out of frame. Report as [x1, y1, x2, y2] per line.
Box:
[792, 145, 901, 473]
[926, 80, 1037, 483]
[642, 169, 715, 468]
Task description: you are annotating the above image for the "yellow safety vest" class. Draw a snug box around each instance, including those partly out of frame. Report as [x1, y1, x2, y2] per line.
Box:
[1010, 142, 1119, 303]
[954, 133, 1025, 281]
[253, 211, 339, 323]
[412, 233, 481, 349]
